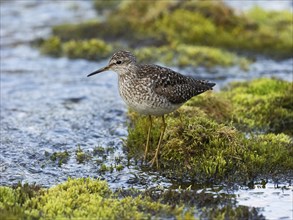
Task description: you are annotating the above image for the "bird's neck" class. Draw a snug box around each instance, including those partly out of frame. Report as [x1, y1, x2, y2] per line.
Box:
[118, 64, 139, 80]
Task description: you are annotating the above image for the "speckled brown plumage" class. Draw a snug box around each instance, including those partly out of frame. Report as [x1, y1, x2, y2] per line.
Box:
[137, 64, 215, 104]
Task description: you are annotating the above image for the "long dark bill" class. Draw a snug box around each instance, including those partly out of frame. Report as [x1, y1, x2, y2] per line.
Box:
[87, 65, 110, 77]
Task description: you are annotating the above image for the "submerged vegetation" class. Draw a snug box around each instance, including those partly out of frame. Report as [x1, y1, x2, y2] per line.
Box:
[44, 145, 124, 173]
[48, 150, 70, 167]
[126, 78, 293, 183]
[37, 0, 292, 68]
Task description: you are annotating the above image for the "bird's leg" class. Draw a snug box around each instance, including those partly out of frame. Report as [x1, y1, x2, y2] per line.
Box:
[150, 115, 166, 168]
[144, 115, 152, 163]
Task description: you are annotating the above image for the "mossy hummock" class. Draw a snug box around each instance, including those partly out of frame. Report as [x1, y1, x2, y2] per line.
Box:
[126, 78, 293, 183]
[223, 78, 293, 135]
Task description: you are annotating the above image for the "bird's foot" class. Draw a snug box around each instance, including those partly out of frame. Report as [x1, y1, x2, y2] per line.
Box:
[149, 151, 159, 169]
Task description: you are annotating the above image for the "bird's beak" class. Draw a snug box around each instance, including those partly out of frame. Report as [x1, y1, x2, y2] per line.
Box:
[87, 65, 110, 77]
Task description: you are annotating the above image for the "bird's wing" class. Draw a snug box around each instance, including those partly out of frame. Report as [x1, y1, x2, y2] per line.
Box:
[154, 79, 214, 104]
[139, 65, 215, 104]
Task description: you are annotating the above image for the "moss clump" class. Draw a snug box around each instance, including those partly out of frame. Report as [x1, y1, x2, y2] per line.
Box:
[49, 150, 70, 167]
[38, 1, 292, 66]
[185, 92, 233, 123]
[40, 36, 62, 57]
[75, 146, 92, 164]
[99, 164, 110, 173]
[62, 38, 113, 60]
[153, 3, 292, 58]
[202, 205, 265, 220]
[134, 45, 250, 69]
[240, 6, 293, 58]
[0, 178, 192, 219]
[40, 37, 113, 60]
[126, 78, 293, 183]
[51, 21, 102, 41]
[187, 78, 293, 135]
[93, 0, 120, 13]
[105, 1, 293, 58]
[93, 146, 105, 156]
[40, 35, 248, 67]
[0, 183, 41, 219]
[115, 164, 124, 171]
[224, 78, 293, 135]
[127, 109, 292, 183]
[155, 9, 217, 45]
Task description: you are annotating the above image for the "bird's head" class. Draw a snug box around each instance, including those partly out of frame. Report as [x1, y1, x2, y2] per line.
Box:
[87, 50, 137, 77]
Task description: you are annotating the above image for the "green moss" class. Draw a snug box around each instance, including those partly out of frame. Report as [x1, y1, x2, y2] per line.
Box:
[126, 78, 293, 183]
[241, 6, 293, 58]
[186, 92, 232, 123]
[201, 205, 264, 220]
[40, 37, 113, 60]
[75, 146, 92, 164]
[52, 21, 102, 41]
[0, 187, 16, 208]
[93, 0, 121, 13]
[40, 34, 249, 67]
[115, 164, 124, 171]
[38, 1, 292, 65]
[0, 183, 42, 219]
[93, 146, 105, 156]
[224, 78, 293, 135]
[127, 109, 292, 183]
[186, 78, 293, 135]
[134, 45, 250, 68]
[0, 178, 193, 219]
[49, 150, 70, 167]
[99, 164, 109, 173]
[0, 179, 269, 220]
[40, 36, 62, 56]
[155, 9, 217, 45]
[62, 38, 113, 60]
[111, 1, 292, 58]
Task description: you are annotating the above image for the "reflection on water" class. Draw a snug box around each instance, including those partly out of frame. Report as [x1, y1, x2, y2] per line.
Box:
[0, 1, 292, 219]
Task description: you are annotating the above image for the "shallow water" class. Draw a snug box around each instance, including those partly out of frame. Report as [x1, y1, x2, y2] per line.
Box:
[225, 0, 293, 12]
[236, 183, 292, 220]
[0, 1, 292, 219]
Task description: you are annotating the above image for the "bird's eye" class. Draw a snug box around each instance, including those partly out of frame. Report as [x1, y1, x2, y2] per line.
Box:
[116, 60, 122, 64]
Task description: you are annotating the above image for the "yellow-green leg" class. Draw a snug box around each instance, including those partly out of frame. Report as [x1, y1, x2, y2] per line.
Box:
[150, 115, 166, 168]
[144, 115, 152, 162]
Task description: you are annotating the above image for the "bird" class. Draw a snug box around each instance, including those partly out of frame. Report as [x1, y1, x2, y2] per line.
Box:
[87, 50, 215, 168]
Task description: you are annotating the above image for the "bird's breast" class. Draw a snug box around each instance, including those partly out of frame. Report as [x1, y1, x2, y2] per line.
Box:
[118, 76, 181, 115]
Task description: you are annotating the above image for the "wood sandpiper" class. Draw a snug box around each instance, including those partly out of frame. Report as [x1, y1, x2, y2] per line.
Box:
[87, 50, 215, 168]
